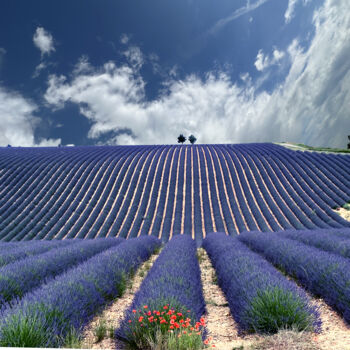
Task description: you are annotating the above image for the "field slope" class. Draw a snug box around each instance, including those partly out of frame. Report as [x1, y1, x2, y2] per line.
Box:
[0, 143, 349, 242]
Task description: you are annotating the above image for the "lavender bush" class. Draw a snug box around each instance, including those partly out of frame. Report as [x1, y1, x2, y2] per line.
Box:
[281, 228, 350, 258]
[239, 231, 350, 323]
[0, 236, 160, 347]
[0, 239, 74, 268]
[203, 233, 320, 334]
[116, 234, 206, 349]
[0, 238, 122, 307]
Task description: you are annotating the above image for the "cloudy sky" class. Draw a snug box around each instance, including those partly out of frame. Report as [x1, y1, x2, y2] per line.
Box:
[0, 0, 349, 147]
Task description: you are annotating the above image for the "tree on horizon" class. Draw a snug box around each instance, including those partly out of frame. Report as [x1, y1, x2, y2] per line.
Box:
[177, 134, 186, 144]
[189, 135, 197, 144]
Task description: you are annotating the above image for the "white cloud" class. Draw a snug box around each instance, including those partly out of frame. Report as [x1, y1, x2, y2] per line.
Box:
[285, 0, 311, 23]
[273, 49, 285, 61]
[254, 48, 285, 71]
[73, 55, 92, 75]
[44, 0, 350, 148]
[32, 62, 47, 78]
[0, 87, 60, 147]
[33, 27, 55, 57]
[122, 46, 143, 70]
[120, 33, 130, 45]
[254, 50, 269, 71]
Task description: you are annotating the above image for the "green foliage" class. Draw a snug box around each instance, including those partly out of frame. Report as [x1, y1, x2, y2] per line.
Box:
[294, 143, 350, 153]
[108, 325, 115, 339]
[116, 272, 128, 297]
[243, 287, 316, 334]
[164, 331, 204, 350]
[94, 319, 107, 342]
[0, 305, 68, 348]
[63, 327, 82, 348]
[211, 271, 218, 285]
[0, 313, 49, 347]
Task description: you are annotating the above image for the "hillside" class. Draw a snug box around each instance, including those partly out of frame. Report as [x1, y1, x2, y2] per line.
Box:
[0, 143, 349, 242]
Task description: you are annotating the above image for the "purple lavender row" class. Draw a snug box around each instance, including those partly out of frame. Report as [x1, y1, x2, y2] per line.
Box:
[0, 147, 103, 241]
[0, 237, 123, 308]
[0, 149, 81, 240]
[10, 148, 105, 241]
[239, 231, 350, 323]
[280, 228, 350, 258]
[107, 147, 155, 238]
[203, 233, 319, 334]
[246, 145, 317, 229]
[258, 144, 349, 227]
[0, 236, 160, 347]
[0, 239, 74, 267]
[116, 234, 206, 346]
[146, 147, 175, 237]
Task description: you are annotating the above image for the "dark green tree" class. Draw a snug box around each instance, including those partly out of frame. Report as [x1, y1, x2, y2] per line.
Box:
[188, 135, 197, 144]
[177, 134, 186, 144]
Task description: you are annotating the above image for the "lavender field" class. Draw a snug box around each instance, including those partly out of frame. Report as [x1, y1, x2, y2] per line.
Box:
[0, 143, 350, 348]
[0, 143, 349, 242]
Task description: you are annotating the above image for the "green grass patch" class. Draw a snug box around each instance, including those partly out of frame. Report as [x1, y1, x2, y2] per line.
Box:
[243, 287, 316, 334]
[94, 319, 107, 342]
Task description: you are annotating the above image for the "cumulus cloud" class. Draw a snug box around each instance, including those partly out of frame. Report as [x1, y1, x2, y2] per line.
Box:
[44, 0, 350, 148]
[0, 87, 61, 147]
[254, 48, 285, 71]
[33, 27, 55, 57]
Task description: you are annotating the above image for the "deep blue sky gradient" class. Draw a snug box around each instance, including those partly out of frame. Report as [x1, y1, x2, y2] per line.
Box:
[0, 0, 330, 146]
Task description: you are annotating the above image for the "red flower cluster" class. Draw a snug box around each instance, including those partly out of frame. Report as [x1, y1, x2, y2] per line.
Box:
[127, 304, 215, 347]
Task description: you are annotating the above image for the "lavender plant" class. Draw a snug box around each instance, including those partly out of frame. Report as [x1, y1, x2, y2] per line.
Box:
[0, 236, 160, 347]
[116, 234, 206, 349]
[239, 231, 350, 323]
[281, 228, 350, 258]
[0, 238, 122, 308]
[0, 239, 74, 268]
[203, 233, 320, 334]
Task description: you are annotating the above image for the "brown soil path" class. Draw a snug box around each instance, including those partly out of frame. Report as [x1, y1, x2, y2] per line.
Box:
[311, 296, 350, 350]
[80, 252, 160, 349]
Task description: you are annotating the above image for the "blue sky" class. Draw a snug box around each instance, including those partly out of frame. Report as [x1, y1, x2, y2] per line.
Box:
[0, 0, 349, 147]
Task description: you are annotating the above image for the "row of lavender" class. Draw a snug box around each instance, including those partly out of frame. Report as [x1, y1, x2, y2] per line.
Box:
[0, 235, 206, 348]
[0, 144, 349, 241]
[202, 227, 350, 334]
[116, 235, 206, 349]
[202, 233, 320, 333]
[239, 228, 350, 324]
[0, 236, 160, 347]
[1, 229, 350, 348]
[110, 233, 322, 348]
